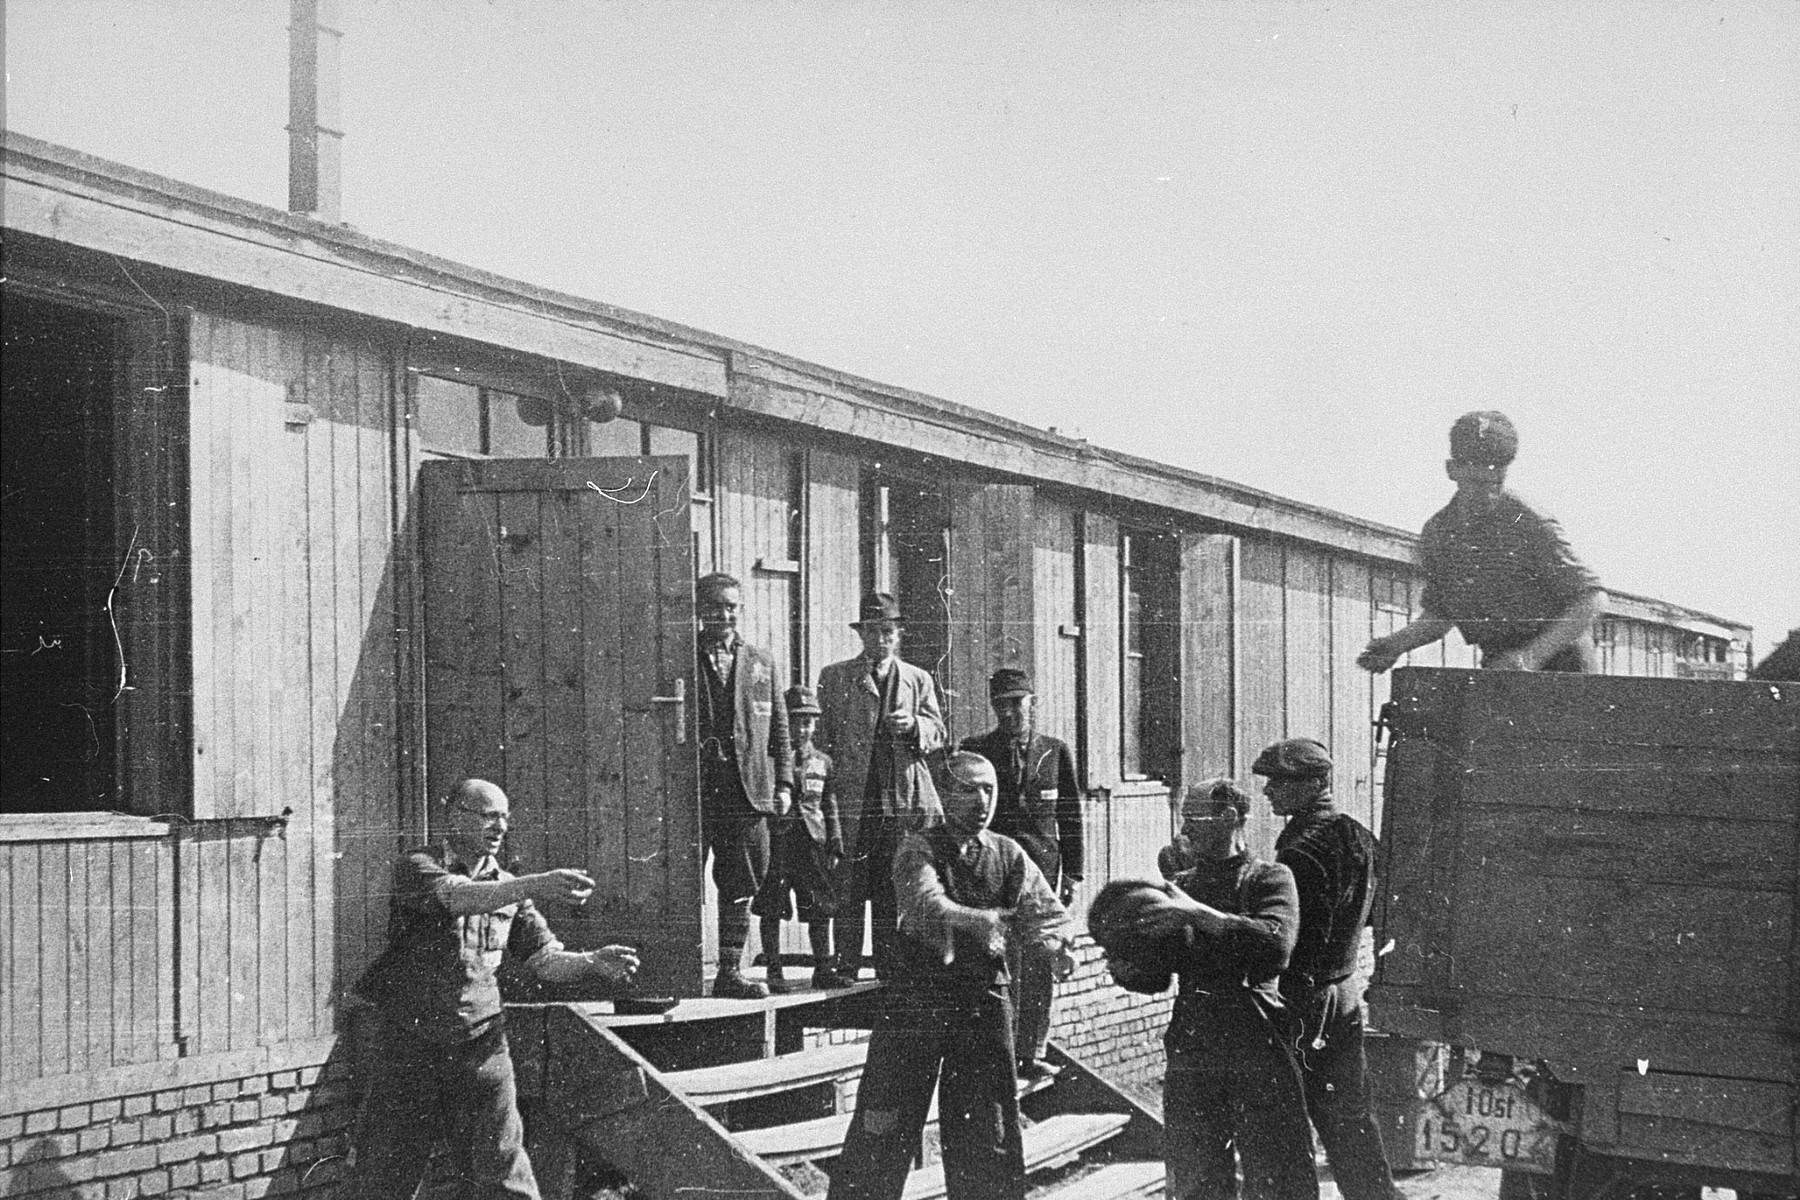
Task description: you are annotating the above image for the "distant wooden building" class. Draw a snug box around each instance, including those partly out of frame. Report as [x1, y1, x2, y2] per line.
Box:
[0, 131, 1754, 1196]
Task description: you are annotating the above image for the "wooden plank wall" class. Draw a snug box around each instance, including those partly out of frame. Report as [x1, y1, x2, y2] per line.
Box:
[1235, 540, 1287, 856]
[1329, 558, 1376, 825]
[1082, 515, 1123, 791]
[1283, 547, 1334, 763]
[182, 313, 400, 1059]
[1179, 532, 1237, 789]
[804, 448, 863, 681]
[114, 312, 191, 822]
[0, 835, 173, 1083]
[1223, 539, 1446, 848]
[716, 426, 799, 681]
[1031, 496, 1081, 757]
[945, 483, 1036, 746]
[3, 311, 405, 1085]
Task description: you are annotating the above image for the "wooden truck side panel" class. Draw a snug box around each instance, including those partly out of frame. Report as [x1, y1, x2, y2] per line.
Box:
[1369, 667, 1800, 1176]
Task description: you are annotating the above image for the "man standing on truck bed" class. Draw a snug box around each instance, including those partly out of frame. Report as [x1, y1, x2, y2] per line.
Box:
[1358, 410, 1608, 674]
[1256, 737, 1403, 1200]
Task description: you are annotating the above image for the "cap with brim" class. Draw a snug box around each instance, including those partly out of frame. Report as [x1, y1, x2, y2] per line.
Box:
[1251, 737, 1334, 779]
[988, 667, 1033, 700]
[1449, 410, 1518, 467]
[784, 685, 822, 716]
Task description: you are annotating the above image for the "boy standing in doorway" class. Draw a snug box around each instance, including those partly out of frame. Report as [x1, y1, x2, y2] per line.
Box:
[755, 686, 851, 990]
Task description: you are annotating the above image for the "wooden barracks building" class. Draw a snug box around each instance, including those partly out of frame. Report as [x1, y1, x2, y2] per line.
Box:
[0, 117, 1754, 1198]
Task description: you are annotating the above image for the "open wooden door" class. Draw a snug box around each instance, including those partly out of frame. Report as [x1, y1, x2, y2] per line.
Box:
[421, 456, 702, 996]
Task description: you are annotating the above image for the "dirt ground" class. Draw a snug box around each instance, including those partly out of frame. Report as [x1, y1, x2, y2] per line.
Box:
[1382, 1165, 1505, 1200]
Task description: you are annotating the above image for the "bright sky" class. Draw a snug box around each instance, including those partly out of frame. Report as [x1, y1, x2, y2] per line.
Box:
[6, 0, 1796, 654]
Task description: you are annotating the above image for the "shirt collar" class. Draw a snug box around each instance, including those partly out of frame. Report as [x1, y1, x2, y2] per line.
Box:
[940, 826, 991, 858]
[437, 845, 499, 878]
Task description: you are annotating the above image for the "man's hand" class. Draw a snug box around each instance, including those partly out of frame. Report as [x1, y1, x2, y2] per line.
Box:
[774, 787, 793, 818]
[958, 908, 1008, 958]
[1058, 877, 1078, 907]
[1140, 880, 1227, 939]
[826, 838, 844, 870]
[528, 868, 596, 907]
[1356, 636, 1401, 674]
[883, 708, 917, 738]
[1049, 940, 1077, 982]
[586, 944, 641, 987]
[1105, 954, 1145, 989]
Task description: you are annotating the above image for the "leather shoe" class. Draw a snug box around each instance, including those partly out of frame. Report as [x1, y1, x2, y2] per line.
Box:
[712, 971, 770, 1000]
[812, 962, 855, 990]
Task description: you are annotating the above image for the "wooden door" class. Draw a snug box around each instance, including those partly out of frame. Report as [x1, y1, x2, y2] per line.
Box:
[421, 456, 702, 995]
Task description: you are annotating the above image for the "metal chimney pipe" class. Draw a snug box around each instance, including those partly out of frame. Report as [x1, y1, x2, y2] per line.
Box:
[288, 0, 343, 221]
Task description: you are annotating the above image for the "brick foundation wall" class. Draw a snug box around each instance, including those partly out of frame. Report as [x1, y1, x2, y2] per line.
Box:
[1050, 938, 1173, 1090]
[0, 1061, 355, 1200]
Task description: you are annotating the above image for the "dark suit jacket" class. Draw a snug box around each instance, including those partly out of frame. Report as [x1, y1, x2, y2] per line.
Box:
[958, 729, 1084, 886]
[699, 639, 794, 815]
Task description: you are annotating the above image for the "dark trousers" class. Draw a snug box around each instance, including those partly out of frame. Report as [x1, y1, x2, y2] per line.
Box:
[349, 1018, 539, 1200]
[840, 814, 921, 976]
[1293, 982, 1400, 1200]
[1163, 1023, 1317, 1200]
[1004, 935, 1055, 1065]
[827, 985, 1024, 1200]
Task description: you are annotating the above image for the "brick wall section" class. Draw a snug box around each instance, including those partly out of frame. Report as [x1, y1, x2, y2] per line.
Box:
[0, 1063, 355, 1200]
[1049, 938, 1174, 1090]
[796, 939, 1179, 1091]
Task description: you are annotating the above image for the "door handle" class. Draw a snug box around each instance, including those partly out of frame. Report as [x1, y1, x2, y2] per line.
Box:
[650, 677, 687, 744]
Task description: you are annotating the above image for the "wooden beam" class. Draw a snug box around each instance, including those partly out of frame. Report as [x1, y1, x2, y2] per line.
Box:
[731, 364, 1417, 566]
[542, 1005, 807, 1200]
[2, 164, 726, 399]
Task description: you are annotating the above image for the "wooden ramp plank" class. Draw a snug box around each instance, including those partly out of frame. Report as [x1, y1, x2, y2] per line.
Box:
[738, 1110, 855, 1166]
[666, 1041, 869, 1105]
[541, 1005, 807, 1200]
[1037, 1160, 1165, 1200]
[735, 1063, 1071, 1164]
[899, 1113, 1132, 1200]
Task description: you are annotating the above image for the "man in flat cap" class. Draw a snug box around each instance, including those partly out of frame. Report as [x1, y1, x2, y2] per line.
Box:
[1359, 410, 1607, 675]
[1255, 738, 1401, 1200]
[960, 667, 1083, 1080]
[816, 592, 947, 980]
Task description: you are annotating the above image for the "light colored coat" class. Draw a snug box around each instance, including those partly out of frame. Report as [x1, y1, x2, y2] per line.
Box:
[815, 655, 946, 857]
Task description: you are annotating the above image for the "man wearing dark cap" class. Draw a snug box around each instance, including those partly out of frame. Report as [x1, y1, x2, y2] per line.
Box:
[960, 667, 1084, 1080]
[1359, 410, 1608, 674]
[1255, 737, 1401, 1200]
[816, 592, 947, 980]
[695, 572, 794, 1000]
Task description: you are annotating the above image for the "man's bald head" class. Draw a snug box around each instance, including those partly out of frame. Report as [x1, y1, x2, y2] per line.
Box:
[448, 778, 508, 809]
[442, 778, 512, 859]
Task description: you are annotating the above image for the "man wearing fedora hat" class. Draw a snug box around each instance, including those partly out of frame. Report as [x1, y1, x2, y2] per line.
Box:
[960, 667, 1084, 1081]
[816, 591, 947, 981]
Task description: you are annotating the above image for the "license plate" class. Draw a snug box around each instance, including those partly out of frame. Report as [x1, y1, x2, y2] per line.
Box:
[1408, 1079, 1562, 1174]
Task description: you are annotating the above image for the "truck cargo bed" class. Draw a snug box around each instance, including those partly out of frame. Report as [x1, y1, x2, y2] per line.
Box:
[1367, 667, 1800, 1177]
